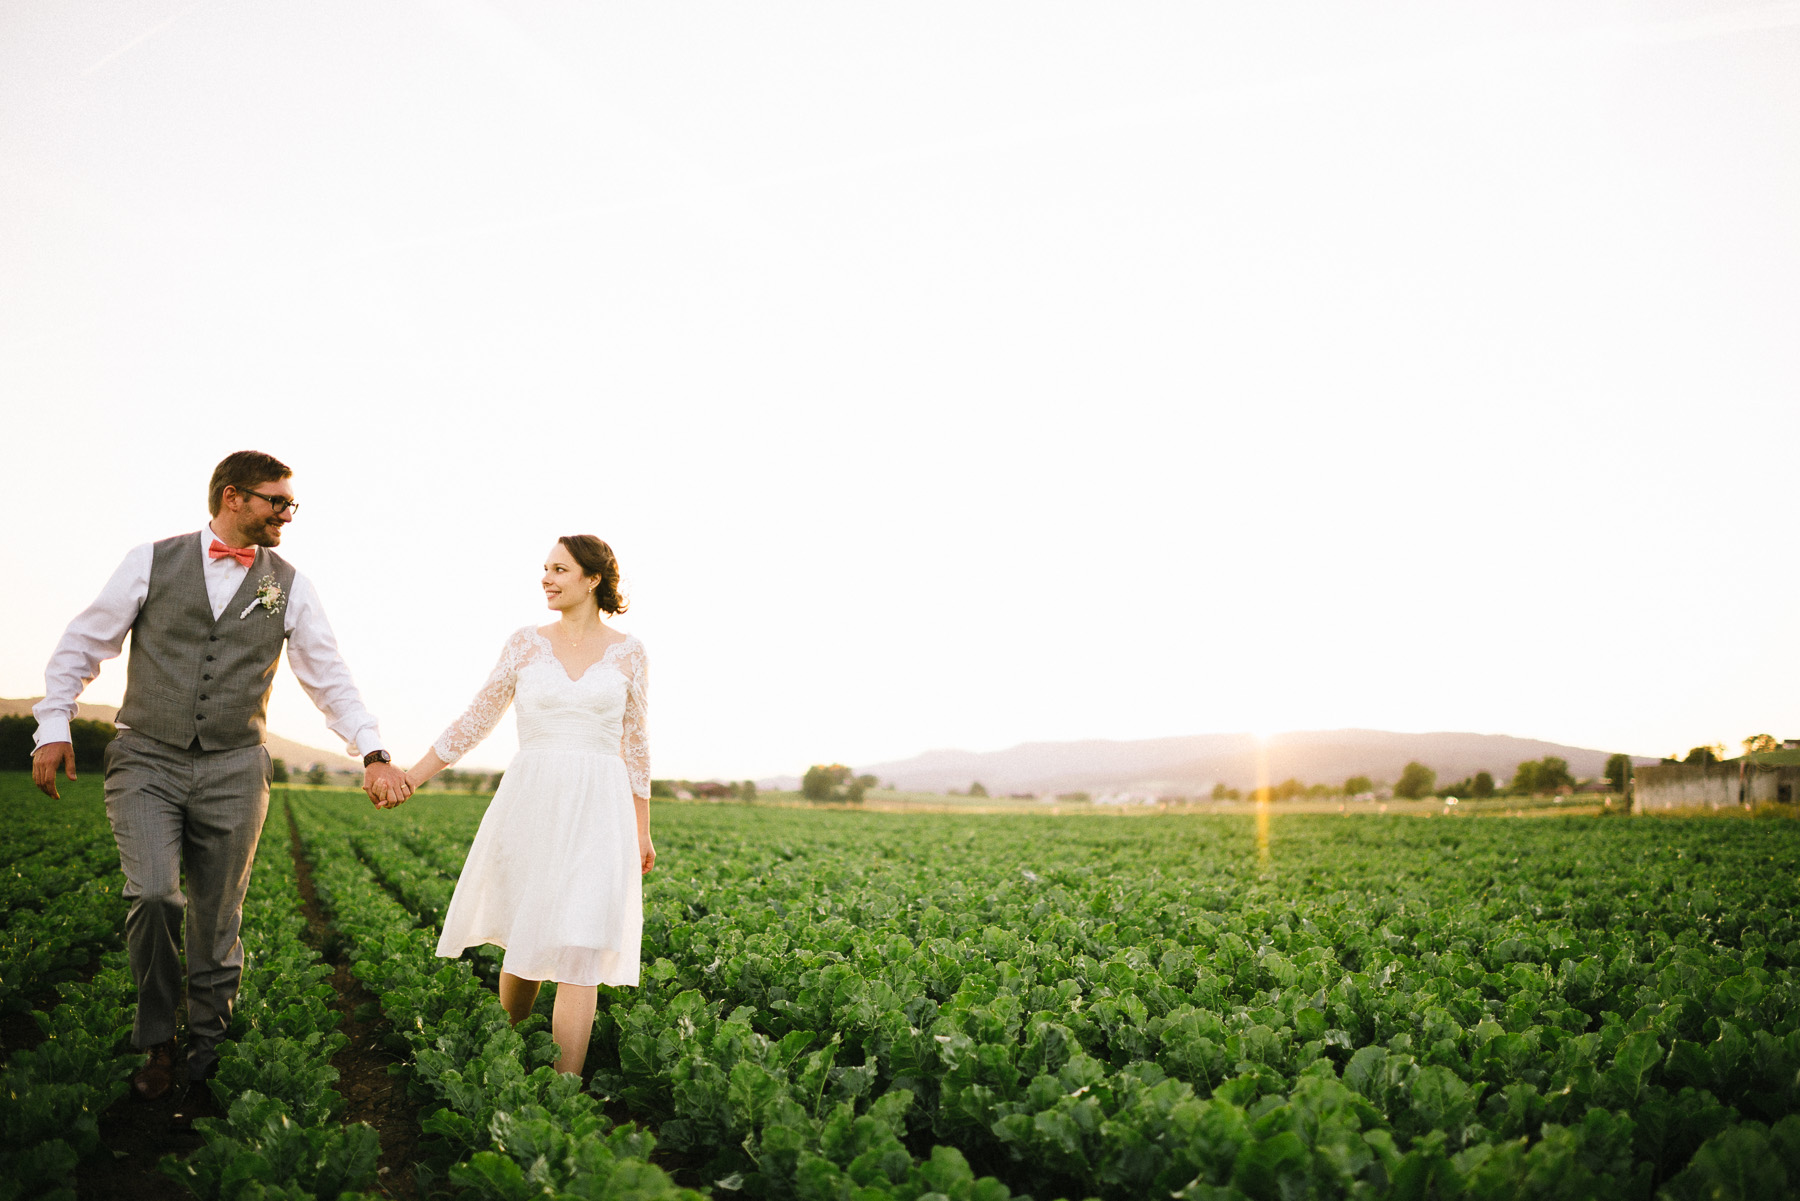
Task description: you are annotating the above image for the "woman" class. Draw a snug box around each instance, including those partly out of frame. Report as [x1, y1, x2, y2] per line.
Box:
[399, 535, 653, 1077]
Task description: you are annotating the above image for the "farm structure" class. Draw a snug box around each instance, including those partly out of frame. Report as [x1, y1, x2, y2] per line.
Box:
[1633, 759, 1800, 811]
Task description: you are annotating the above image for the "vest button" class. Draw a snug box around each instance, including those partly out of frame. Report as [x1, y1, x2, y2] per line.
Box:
[202, 674, 211, 681]
[206, 656, 215, 662]
[199, 695, 208, 701]
[209, 636, 218, 642]
[196, 715, 205, 721]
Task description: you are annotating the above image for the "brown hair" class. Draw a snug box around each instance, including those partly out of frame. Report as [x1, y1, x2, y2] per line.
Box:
[558, 535, 628, 615]
[208, 450, 292, 516]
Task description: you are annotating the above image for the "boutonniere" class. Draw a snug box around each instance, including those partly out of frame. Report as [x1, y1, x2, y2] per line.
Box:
[240, 575, 287, 620]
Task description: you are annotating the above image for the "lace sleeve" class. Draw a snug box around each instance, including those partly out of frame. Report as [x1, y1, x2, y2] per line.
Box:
[620, 637, 650, 798]
[432, 627, 535, 765]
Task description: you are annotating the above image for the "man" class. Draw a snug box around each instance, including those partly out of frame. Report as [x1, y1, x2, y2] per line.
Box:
[30, 450, 410, 1124]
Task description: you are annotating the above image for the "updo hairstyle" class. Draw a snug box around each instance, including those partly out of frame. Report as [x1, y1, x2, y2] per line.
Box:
[558, 535, 628, 615]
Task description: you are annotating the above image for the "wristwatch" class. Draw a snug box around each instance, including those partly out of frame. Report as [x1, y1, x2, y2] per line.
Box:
[363, 750, 392, 767]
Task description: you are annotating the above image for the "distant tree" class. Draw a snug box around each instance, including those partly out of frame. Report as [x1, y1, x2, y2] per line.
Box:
[1211, 782, 1230, 801]
[0, 715, 37, 769]
[272, 757, 289, 784]
[1683, 745, 1723, 767]
[845, 779, 867, 803]
[650, 779, 676, 798]
[968, 781, 989, 797]
[1394, 762, 1436, 800]
[489, 772, 505, 792]
[1603, 754, 1632, 793]
[0, 714, 117, 770]
[1344, 776, 1374, 797]
[306, 763, 328, 786]
[1742, 734, 1779, 757]
[855, 774, 878, 791]
[739, 779, 757, 801]
[1439, 777, 1472, 799]
[68, 719, 117, 770]
[1273, 778, 1304, 801]
[1472, 771, 1495, 798]
[802, 764, 853, 801]
[1512, 756, 1575, 794]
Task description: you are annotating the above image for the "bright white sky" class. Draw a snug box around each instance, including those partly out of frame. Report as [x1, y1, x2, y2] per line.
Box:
[3, 1, 1797, 779]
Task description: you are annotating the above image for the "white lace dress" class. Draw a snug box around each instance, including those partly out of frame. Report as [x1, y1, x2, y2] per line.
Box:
[430, 626, 650, 987]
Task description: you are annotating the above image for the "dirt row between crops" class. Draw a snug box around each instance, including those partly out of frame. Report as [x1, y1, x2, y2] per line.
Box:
[286, 805, 422, 1200]
[285, 804, 713, 1192]
[54, 819, 420, 1199]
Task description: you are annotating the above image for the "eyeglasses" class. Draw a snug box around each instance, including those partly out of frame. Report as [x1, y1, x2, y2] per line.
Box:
[242, 487, 299, 516]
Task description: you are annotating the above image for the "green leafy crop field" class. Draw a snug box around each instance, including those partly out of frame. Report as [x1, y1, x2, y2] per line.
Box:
[5, 774, 1800, 1199]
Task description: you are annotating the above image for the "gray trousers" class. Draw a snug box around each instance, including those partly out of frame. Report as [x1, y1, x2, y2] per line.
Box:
[103, 731, 272, 1074]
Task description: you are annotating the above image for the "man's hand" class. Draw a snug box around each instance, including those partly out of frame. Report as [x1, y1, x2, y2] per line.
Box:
[364, 761, 412, 809]
[32, 742, 78, 799]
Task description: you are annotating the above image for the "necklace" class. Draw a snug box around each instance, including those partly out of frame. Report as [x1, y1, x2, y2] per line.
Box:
[561, 621, 600, 650]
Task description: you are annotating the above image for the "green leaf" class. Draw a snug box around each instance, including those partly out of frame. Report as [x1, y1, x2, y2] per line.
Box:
[448, 1150, 535, 1201]
[1661, 1122, 1790, 1201]
[1409, 1066, 1480, 1139]
[727, 1060, 784, 1130]
[1230, 1131, 1309, 1198]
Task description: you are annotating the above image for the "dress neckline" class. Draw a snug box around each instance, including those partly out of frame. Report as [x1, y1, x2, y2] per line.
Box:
[531, 626, 633, 684]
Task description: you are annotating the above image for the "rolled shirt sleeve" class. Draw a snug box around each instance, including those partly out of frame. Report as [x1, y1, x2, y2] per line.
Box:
[282, 572, 385, 758]
[34, 544, 153, 748]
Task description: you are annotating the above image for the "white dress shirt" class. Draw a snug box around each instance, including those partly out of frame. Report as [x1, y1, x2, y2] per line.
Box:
[33, 528, 386, 757]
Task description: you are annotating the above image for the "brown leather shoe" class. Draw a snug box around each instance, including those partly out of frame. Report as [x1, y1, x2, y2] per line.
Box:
[131, 1038, 179, 1102]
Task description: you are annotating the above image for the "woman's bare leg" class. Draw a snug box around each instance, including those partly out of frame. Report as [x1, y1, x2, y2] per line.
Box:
[499, 971, 541, 1025]
[551, 983, 598, 1076]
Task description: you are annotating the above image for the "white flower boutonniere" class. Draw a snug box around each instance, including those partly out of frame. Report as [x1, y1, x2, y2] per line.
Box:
[240, 575, 287, 620]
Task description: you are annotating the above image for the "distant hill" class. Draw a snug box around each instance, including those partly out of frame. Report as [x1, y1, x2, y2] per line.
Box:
[0, 697, 360, 771]
[857, 729, 1657, 796]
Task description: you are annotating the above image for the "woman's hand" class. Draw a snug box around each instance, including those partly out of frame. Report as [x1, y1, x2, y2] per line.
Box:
[633, 793, 655, 874]
[393, 750, 450, 807]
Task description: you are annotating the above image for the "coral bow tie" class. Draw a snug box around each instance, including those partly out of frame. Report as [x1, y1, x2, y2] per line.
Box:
[208, 540, 257, 568]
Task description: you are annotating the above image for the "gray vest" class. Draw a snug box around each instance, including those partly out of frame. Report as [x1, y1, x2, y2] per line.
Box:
[117, 533, 297, 752]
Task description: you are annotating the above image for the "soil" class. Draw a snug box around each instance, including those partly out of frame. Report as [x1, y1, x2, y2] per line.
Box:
[77, 1079, 202, 1201]
[287, 808, 421, 1200]
[75, 974, 200, 1201]
[68, 814, 425, 1200]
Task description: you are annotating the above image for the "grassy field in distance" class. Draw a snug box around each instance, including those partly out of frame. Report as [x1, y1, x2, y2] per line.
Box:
[717, 787, 1624, 819]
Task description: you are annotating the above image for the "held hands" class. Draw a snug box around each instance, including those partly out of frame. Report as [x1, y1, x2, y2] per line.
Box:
[31, 742, 77, 799]
[365, 761, 413, 809]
